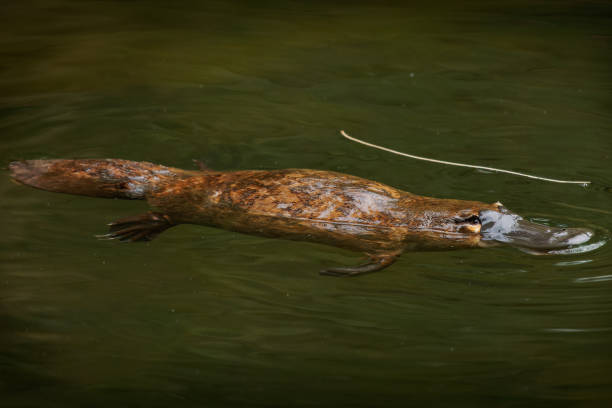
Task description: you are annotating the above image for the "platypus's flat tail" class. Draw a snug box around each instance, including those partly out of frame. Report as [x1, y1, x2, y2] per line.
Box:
[9, 159, 194, 199]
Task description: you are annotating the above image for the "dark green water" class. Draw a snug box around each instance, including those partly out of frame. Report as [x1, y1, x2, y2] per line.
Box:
[2, 1, 612, 406]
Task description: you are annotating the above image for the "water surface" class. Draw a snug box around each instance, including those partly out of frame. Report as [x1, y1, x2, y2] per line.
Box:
[1, 1, 612, 406]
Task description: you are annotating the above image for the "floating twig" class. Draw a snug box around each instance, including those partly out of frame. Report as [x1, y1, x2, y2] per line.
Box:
[340, 130, 590, 185]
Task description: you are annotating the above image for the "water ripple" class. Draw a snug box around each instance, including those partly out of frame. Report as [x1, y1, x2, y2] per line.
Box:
[544, 328, 612, 333]
[575, 274, 612, 283]
[547, 239, 607, 255]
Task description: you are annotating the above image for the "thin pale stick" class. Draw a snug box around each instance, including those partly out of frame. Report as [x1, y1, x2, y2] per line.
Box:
[340, 130, 590, 185]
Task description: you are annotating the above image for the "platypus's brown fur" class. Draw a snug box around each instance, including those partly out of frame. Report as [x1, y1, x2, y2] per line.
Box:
[147, 168, 495, 254]
[9, 158, 507, 276]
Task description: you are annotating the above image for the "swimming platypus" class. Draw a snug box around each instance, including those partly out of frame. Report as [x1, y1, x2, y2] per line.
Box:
[9, 159, 593, 276]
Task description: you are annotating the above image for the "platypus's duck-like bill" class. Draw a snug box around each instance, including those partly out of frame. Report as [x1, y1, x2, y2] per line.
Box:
[9, 159, 593, 276]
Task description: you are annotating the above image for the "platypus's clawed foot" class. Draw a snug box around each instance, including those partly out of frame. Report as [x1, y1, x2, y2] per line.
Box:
[320, 253, 399, 277]
[98, 212, 174, 242]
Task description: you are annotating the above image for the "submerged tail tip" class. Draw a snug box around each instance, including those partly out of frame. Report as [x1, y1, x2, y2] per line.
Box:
[9, 160, 25, 174]
[9, 160, 35, 183]
[9, 160, 54, 184]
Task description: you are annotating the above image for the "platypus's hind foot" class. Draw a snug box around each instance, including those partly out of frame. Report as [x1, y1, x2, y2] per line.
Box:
[320, 252, 399, 277]
[98, 212, 174, 242]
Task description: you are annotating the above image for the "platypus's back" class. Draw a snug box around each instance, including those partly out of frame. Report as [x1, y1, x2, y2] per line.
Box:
[9, 159, 195, 199]
[148, 168, 410, 229]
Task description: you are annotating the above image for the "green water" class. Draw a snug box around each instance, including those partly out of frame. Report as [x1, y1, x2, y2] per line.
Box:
[2, 1, 612, 406]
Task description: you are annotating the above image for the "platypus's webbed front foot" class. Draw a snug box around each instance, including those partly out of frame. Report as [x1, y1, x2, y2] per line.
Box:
[98, 212, 174, 242]
[320, 252, 399, 277]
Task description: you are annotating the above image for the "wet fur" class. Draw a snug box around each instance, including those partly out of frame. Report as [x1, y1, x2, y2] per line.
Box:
[148, 169, 496, 253]
[10, 159, 500, 275]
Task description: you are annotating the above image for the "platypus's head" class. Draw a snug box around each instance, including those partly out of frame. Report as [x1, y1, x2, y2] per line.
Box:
[477, 202, 593, 252]
[412, 200, 593, 252]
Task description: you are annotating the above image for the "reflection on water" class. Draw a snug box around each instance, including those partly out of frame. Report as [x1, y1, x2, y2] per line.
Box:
[547, 239, 607, 255]
[575, 274, 612, 284]
[2, 0, 612, 406]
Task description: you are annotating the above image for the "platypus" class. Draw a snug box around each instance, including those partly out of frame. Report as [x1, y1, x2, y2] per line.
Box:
[9, 159, 593, 276]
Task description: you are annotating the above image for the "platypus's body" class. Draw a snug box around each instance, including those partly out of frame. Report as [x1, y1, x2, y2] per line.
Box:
[9, 159, 593, 276]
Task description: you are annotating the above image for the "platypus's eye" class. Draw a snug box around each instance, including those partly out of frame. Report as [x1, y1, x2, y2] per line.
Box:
[464, 215, 481, 225]
[453, 215, 481, 225]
